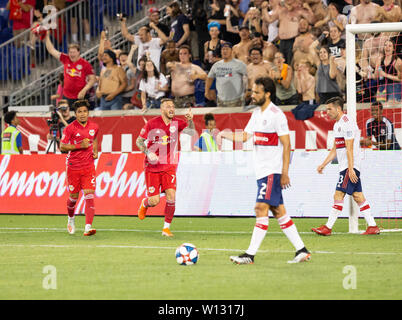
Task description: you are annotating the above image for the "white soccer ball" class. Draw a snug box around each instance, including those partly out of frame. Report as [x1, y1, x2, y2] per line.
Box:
[175, 243, 199, 265]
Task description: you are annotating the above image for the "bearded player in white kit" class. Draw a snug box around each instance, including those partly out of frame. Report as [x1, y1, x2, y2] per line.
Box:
[218, 77, 311, 264]
[312, 96, 380, 236]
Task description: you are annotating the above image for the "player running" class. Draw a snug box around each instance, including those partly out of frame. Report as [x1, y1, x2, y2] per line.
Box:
[312, 96, 380, 236]
[60, 100, 99, 236]
[219, 77, 311, 264]
[136, 98, 194, 237]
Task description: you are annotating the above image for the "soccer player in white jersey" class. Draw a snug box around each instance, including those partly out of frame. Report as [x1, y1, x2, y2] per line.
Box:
[312, 96, 380, 236]
[218, 77, 311, 264]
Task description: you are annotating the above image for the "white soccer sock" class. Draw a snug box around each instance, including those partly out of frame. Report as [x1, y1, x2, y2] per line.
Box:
[85, 33, 90, 42]
[246, 216, 269, 256]
[359, 201, 376, 227]
[277, 215, 304, 251]
[72, 33, 78, 43]
[163, 222, 171, 230]
[326, 200, 344, 229]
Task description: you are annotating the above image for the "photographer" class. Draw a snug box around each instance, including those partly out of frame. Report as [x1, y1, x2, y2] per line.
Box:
[47, 99, 76, 142]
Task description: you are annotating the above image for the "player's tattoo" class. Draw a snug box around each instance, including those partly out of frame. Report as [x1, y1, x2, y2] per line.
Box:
[183, 119, 195, 136]
[136, 136, 147, 153]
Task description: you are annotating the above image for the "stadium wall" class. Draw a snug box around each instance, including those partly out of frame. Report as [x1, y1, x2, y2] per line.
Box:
[16, 108, 402, 153]
[0, 150, 400, 218]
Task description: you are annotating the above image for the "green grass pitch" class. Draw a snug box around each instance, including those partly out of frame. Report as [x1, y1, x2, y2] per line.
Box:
[0, 215, 401, 300]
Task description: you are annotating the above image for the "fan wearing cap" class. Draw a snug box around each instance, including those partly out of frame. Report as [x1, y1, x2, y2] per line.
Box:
[206, 41, 248, 108]
[166, 1, 191, 47]
[147, 7, 170, 38]
[96, 50, 128, 110]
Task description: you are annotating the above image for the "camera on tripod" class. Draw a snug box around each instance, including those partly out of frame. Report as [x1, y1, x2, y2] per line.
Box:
[47, 105, 60, 136]
[46, 105, 63, 153]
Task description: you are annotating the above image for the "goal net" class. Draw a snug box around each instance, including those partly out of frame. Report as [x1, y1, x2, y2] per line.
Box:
[346, 22, 402, 233]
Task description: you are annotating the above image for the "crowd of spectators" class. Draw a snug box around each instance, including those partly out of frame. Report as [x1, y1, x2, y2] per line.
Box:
[3, 0, 402, 111]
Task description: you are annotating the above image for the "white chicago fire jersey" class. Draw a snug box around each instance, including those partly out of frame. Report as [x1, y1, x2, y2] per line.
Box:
[244, 102, 290, 179]
[333, 113, 361, 172]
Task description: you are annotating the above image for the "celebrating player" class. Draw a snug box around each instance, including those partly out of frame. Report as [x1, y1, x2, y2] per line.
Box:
[136, 98, 194, 237]
[60, 100, 99, 236]
[219, 77, 311, 264]
[312, 96, 380, 236]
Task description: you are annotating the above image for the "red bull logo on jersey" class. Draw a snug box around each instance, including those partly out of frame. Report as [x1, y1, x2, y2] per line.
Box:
[66, 68, 82, 78]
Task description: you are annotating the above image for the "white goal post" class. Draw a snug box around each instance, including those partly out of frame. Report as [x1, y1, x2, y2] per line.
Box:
[346, 22, 402, 233]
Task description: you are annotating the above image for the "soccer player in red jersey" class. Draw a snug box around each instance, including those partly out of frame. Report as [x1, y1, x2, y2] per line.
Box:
[136, 98, 194, 237]
[60, 100, 99, 236]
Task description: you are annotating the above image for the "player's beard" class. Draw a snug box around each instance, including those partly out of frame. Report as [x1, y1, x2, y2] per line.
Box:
[252, 96, 266, 106]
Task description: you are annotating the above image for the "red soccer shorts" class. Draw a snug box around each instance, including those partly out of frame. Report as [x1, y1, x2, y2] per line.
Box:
[66, 166, 96, 194]
[145, 170, 177, 197]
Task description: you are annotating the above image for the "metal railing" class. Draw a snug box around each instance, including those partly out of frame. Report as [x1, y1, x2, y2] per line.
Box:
[0, 0, 168, 108]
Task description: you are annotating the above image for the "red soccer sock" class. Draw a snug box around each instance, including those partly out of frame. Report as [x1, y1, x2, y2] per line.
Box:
[164, 200, 175, 224]
[67, 196, 78, 218]
[84, 193, 95, 225]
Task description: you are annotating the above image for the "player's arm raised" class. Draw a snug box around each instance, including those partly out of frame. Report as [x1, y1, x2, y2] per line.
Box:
[45, 31, 61, 60]
[279, 134, 291, 189]
[317, 144, 336, 174]
[182, 107, 195, 136]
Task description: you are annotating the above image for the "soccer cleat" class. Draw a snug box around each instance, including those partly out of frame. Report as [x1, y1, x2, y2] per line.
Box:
[362, 226, 380, 235]
[312, 225, 332, 236]
[67, 217, 75, 235]
[162, 228, 174, 237]
[84, 224, 96, 236]
[287, 248, 311, 264]
[138, 198, 148, 220]
[230, 253, 255, 265]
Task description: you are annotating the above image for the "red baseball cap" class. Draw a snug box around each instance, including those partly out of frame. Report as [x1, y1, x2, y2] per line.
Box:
[149, 7, 159, 14]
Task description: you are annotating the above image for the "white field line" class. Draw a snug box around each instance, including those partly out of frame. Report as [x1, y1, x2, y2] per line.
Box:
[0, 243, 401, 256]
[0, 227, 401, 235]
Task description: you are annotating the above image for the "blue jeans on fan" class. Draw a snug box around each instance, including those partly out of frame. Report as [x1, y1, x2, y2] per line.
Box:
[146, 97, 162, 109]
[98, 94, 123, 110]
